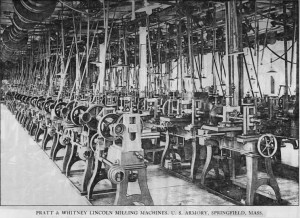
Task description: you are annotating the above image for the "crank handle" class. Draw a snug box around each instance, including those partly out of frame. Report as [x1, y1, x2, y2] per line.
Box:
[134, 152, 148, 163]
[134, 152, 144, 160]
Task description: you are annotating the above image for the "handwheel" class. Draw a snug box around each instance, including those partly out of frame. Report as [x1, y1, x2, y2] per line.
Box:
[43, 99, 55, 114]
[70, 105, 88, 126]
[30, 97, 38, 107]
[36, 98, 45, 110]
[98, 113, 120, 141]
[83, 105, 103, 131]
[54, 102, 67, 118]
[61, 101, 77, 120]
[257, 134, 278, 158]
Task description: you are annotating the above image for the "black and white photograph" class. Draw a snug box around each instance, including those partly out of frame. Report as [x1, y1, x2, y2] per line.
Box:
[0, 0, 299, 217]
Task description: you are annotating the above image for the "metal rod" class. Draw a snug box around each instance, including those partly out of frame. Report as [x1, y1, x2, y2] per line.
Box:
[243, 54, 255, 97]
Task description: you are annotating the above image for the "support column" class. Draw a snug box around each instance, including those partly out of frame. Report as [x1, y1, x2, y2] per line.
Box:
[75, 53, 81, 97]
[139, 27, 148, 97]
[97, 43, 106, 93]
[225, 0, 242, 106]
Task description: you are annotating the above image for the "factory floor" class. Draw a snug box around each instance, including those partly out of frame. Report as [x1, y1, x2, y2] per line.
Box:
[0, 104, 233, 206]
[1, 104, 298, 206]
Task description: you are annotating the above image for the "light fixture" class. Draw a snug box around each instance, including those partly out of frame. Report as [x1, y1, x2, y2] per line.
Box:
[250, 75, 255, 81]
[267, 58, 277, 73]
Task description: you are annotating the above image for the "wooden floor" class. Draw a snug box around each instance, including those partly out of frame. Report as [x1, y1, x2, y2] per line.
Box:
[1, 104, 298, 206]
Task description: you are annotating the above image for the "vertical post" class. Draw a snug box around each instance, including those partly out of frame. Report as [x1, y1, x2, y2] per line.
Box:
[283, 3, 289, 113]
[225, 2, 231, 106]
[237, 0, 244, 104]
[98, 43, 106, 93]
[139, 26, 147, 97]
[177, 19, 183, 93]
[86, 1, 90, 91]
[225, 0, 242, 106]
[297, 29, 299, 101]
[165, 59, 170, 93]
[187, 13, 195, 93]
[75, 49, 81, 97]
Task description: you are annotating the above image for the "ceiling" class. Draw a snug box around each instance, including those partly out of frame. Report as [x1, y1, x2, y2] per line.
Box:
[0, 0, 298, 65]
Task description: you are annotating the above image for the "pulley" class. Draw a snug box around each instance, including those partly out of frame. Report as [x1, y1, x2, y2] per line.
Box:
[13, 0, 57, 23]
[107, 165, 125, 184]
[77, 146, 93, 160]
[59, 135, 71, 146]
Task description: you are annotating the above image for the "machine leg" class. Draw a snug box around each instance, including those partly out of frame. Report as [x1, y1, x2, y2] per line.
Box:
[29, 123, 37, 136]
[160, 131, 170, 167]
[52, 135, 65, 161]
[40, 127, 48, 148]
[190, 138, 201, 181]
[114, 167, 154, 206]
[21, 116, 27, 127]
[81, 156, 94, 194]
[25, 117, 32, 131]
[50, 133, 58, 159]
[200, 145, 213, 185]
[245, 154, 258, 205]
[65, 144, 81, 177]
[87, 160, 116, 200]
[265, 158, 282, 203]
[34, 124, 43, 142]
[42, 132, 52, 151]
[62, 143, 73, 174]
[229, 151, 236, 179]
[245, 154, 282, 205]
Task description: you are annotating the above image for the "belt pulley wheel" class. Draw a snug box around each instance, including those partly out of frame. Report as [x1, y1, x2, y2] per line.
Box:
[12, 14, 35, 31]
[13, 0, 57, 23]
[78, 146, 92, 160]
[20, 0, 55, 13]
[107, 165, 125, 184]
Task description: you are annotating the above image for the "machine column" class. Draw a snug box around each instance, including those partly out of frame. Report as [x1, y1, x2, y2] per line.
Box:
[139, 27, 148, 97]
